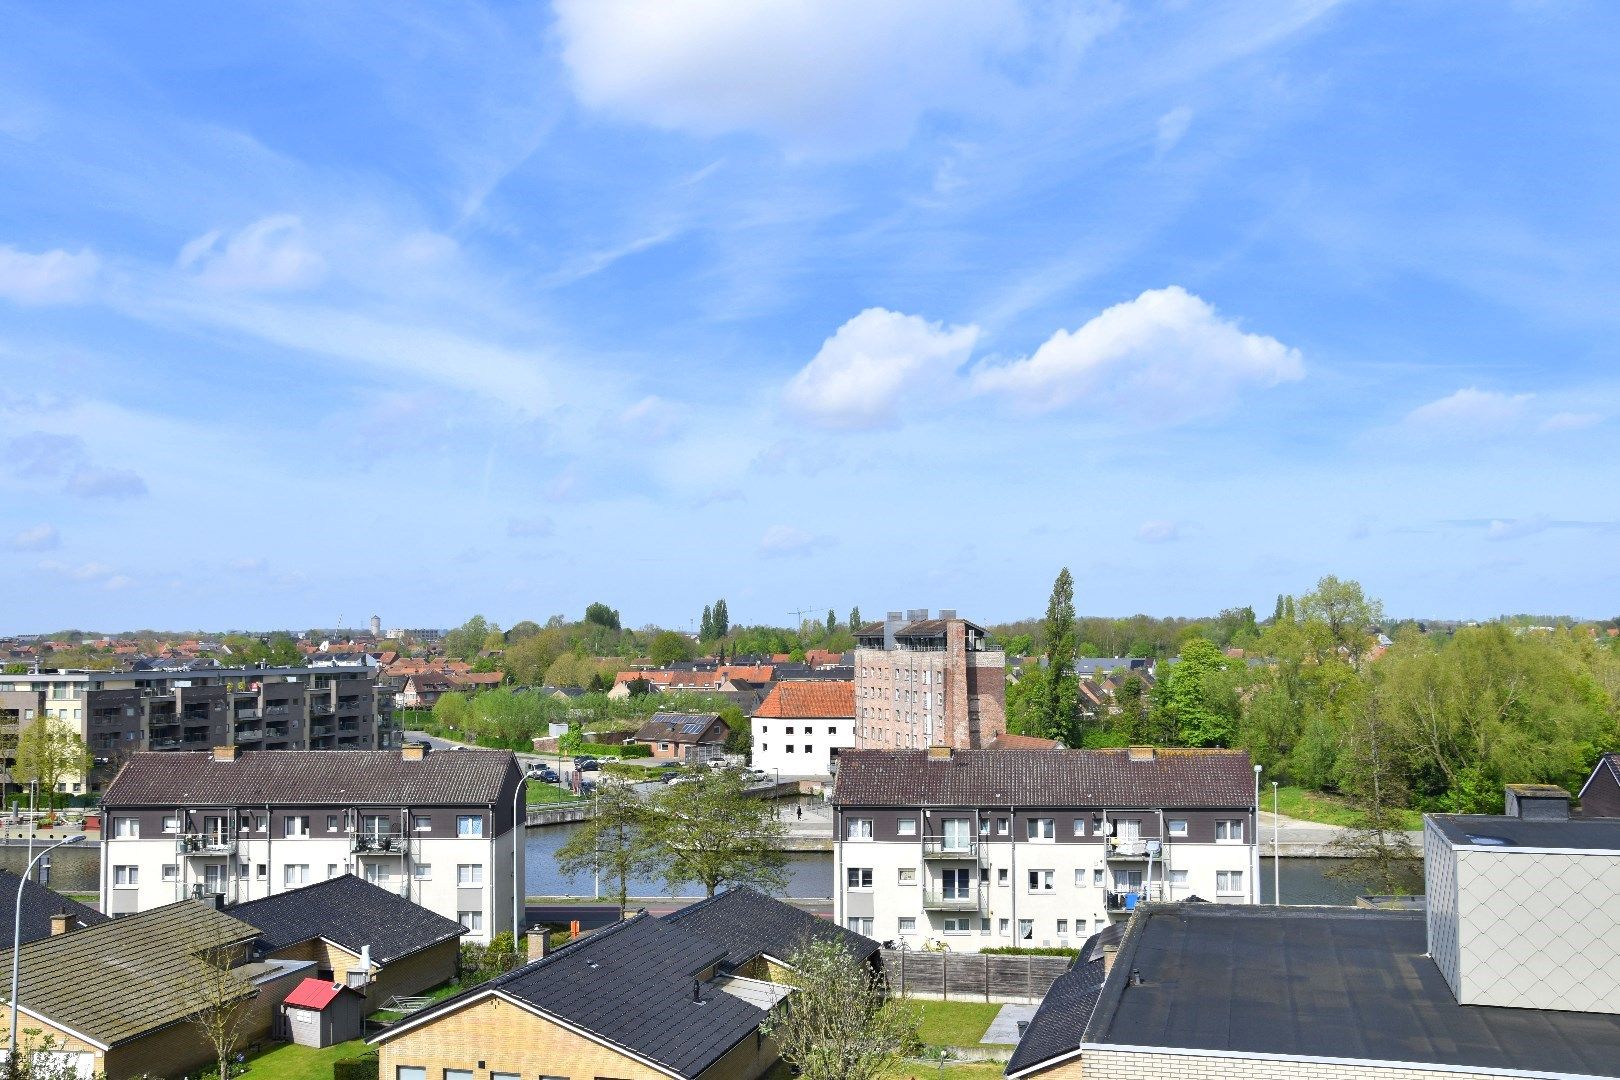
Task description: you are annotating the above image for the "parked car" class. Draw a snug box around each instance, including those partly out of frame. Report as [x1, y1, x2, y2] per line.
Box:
[574, 758, 602, 773]
[526, 766, 560, 783]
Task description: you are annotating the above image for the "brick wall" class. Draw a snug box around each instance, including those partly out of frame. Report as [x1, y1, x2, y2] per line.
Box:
[268, 937, 459, 1014]
[1081, 1049, 1505, 1080]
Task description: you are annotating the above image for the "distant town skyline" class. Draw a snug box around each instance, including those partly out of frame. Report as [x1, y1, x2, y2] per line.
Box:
[3, 3, 1617, 629]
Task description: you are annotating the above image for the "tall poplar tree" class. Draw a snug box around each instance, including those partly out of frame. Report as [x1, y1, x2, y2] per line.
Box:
[1038, 568, 1079, 745]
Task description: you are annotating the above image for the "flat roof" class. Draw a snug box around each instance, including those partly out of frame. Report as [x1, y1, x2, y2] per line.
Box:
[1429, 813, 1620, 851]
[1087, 905, 1620, 1077]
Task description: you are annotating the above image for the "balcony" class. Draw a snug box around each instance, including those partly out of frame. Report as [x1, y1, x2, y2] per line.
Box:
[1106, 838, 1162, 860]
[921, 886, 983, 912]
[234, 708, 260, 721]
[921, 836, 980, 860]
[177, 835, 237, 856]
[264, 704, 290, 716]
[350, 831, 408, 854]
[311, 722, 335, 736]
[265, 724, 290, 739]
[308, 700, 334, 716]
[1105, 883, 1167, 912]
[149, 737, 184, 750]
[235, 727, 263, 743]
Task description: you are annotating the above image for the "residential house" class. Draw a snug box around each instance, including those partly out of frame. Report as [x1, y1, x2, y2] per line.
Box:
[607, 666, 776, 699]
[282, 978, 366, 1048]
[1579, 752, 1620, 817]
[370, 911, 790, 1080]
[854, 610, 1006, 750]
[0, 868, 109, 944]
[396, 672, 455, 709]
[750, 681, 855, 780]
[98, 744, 524, 941]
[662, 885, 881, 981]
[832, 746, 1259, 950]
[0, 898, 311, 1080]
[1003, 927, 1117, 1080]
[633, 712, 731, 762]
[227, 873, 466, 1011]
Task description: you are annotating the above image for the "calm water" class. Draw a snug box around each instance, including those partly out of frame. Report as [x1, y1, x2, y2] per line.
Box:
[1259, 857, 1382, 905]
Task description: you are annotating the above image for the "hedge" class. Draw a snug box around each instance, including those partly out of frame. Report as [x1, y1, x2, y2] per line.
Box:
[334, 1052, 379, 1080]
[980, 945, 1080, 957]
[579, 741, 650, 759]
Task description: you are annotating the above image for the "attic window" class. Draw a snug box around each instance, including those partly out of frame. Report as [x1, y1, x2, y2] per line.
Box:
[1466, 834, 1513, 846]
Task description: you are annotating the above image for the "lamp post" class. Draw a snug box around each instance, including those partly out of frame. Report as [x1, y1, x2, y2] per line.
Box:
[11, 834, 86, 1060]
[513, 779, 525, 943]
[1252, 764, 1262, 906]
[1271, 781, 1280, 906]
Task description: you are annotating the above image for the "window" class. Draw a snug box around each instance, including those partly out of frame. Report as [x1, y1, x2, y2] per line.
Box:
[161, 815, 180, 834]
[284, 864, 310, 887]
[897, 818, 917, 836]
[113, 817, 138, 839]
[847, 867, 873, 889]
[1170, 869, 1189, 888]
[457, 864, 485, 886]
[284, 815, 309, 838]
[114, 865, 138, 886]
[256, 863, 268, 879]
[1056, 919, 1069, 935]
[1093, 868, 1105, 886]
[445, 1069, 473, 1080]
[898, 867, 916, 884]
[1075, 869, 1088, 887]
[997, 868, 1009, 886]
[396, 1069, 426, 1080]
[846, 818, 873, 840]
[978, 819, 990, 836]
[1028, 869, 1054, 893]
[847, 917, 873, 935]
[828, 727, 837, 735]
[998, 918, 1010, 935]
[459, 911, 483, 932]
[161, 864, 179, 882]
[898, 917, 916, 933]
[1168, 819, 1189, 837]
[1116, 819, 1142, 841]
[995, 818, 1009, 836]
[785, 745, 795, 753]
[980, 918, 991, 935]
[942, 917, 971, 934]
[491, 1073, 520, 1080]
[803, 745, 811, 755]
[326, 814, 340, 832]
[456, 815, 484, 838]
[785, 726, 794, 735]
[1017, 919, 1034, 940]
[1216, 820, 1244, 842]
[659, 742, 670, 751]
[327, 863, 339, 879]
[413, 815, 432, 833]
[413, 863, 432, 880]
[1027, 818, 1054, 840]
[1072, 818, 1086, 837]
[1217, 870, 1244, 895]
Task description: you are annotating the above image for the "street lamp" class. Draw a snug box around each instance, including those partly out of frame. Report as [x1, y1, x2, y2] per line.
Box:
[1271, 781, 1280, 906]
[513, 778, 525, 942]
[11, 834, 86, 1060]
[1252, 764, 1262, 906]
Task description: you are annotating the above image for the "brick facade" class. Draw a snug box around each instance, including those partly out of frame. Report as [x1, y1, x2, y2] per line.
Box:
[1081, 1049, 1506, 1080]
[267, 936, 459, 1014]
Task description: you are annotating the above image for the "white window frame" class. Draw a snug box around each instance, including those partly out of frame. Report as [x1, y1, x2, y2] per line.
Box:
[114, 818, 139, 839]
[1027, 817, 1054, 840]
[1217, 870, 1244, 895]
[1168, 819, 1189, 837]
[413, 863, 432, 880]
[161, 864, 179, 882]
[846, 867, 873, 890]
[1216, 819, 1244, 842]
[897, 818, 917, 837]
[1027, 869, 1054, 893]
[457, 864, 485, 886]
[113, 866, 138, 887]
[898, 867, 917, 885]
[846, 818, 873, 841]
[459, 911, 483, 933]
[898, 917, 916, 933]
[942, 916, 971, 935]
[284, 864, 310, 887]
[457, 815, 484, 838]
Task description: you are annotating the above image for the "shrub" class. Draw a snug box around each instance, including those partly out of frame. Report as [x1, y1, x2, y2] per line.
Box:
[980, 946, 1080, 957]
[618, 742, 651, 759]
[334, 1052, 379, 1080]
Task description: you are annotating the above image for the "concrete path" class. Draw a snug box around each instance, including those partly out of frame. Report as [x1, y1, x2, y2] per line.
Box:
[982, 1004, 1037, 1045]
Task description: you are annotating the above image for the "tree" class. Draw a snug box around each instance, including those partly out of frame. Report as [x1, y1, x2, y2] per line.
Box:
[444, 615, 494, 661]
[507, 620, 542, 642]
[650, 630, 696, 666]
[556, 783, 664, 917]
[700, 605, 714, 642]
[585, 603, 621, 632]
[1299, 575, 1382, 661]
[1327, 689, 1422, 896]
[13, 720, 91, 810]
[826, 609, 837, 638]
[649, 769, 788, 896]
[1150, 638, 1242, 747]
[761, 938, 920, 1080]
[849, 606, 861, 632]
[175, 930, 260, 1080]
[713, 598, 730, 638]
[1037, 568, 1079, 745]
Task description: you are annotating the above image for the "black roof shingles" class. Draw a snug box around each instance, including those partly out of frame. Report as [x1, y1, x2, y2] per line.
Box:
[101, 749, 518, 807]
[1085, 904, 1620, 1075]
[662, 885, 879, 970]
[227, 874, 465, 965]
[1005, 956, 1106, 1077]
[0, 869, 108, 945]
[833, 748, 1255, 809]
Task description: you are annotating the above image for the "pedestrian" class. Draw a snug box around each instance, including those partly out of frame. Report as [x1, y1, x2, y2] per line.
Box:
[795, 802, 802, 820]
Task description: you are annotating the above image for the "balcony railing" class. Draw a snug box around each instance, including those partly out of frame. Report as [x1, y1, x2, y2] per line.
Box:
[1105, 883, 1167, 911]
[311, 722, 335, 736]
[1106, 838, 1161, 859]
[921, 887, 982, 911]
[149, 737, 183, 750]
[235, 728, 263, 742]
[350, 831, 408, 854]
[234, 708, 260, 721]
[177, 835, 237, 856]
[308, 700, 334, 716]
[921, 836, 980, 860]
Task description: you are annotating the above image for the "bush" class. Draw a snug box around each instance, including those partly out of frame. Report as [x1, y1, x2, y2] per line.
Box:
[333, 1053, 379, 1080]
[617, 742, 651, 759]
[980, 946, 1080, 957]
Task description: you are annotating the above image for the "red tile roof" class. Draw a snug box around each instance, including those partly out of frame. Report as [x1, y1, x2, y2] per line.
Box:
[284, 977, 353, 1010]
[987, 733, 1060, 751]
[753, 680, 854, 719]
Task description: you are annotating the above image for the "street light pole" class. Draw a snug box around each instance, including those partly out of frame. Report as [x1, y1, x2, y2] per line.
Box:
[11, 834, 86, 1060]
[1272, 781, 1281, 906]
[513, 778, 525, 942]
[1252, 764, 1262, 906]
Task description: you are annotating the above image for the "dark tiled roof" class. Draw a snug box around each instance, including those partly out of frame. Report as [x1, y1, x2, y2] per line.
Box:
[833, 749, 1255, 809]
[381, 913, 765, 1078]
[662, 886, 879, 970]
[1005, 955, 1106, 1077]
[634, 713, 726, 745]
[1086, 904, 1620, 1075]
[228, 874, 465, 965]
[0, 869, 108, 945]
[101, 749, 519, 807]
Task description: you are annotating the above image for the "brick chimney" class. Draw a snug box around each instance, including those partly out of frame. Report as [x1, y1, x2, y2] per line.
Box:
[1127, 746, 1156, 763]
[212, 745, 239, 762]
[526, 926, 550, 961]
[401, 743, 427, 762]
[49, 913, 73, 936]
[926, 745, 952, 762]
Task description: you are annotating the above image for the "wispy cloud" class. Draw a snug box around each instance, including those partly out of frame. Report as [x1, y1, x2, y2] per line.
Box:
[0, 245, 100, 305]
[758, 524, 834, 558]
[177, 215, 327, 292]
[1136, 520, 1183, 543]
[507, 516, 555, 538]
[5, 432, 149, 499]
[9, 524, 59, 551]
[1403, 388, 1534, 433]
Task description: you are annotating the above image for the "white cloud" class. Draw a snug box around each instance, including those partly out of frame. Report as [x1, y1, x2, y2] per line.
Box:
[507, 516, 555, 538]
[5, 431, 149, 499]
[970, 286, 1303, 419]
[0, 245, 99, 305]
[1136, 519, 1182, 543]
[1485, 516, 1549, 542]
[65, 466, 148, 499]
[9, 524, 59, 551]
[758, 524, 833, 558]
[178, 215, 327, 291]
[553, 0, 1031, 154]
[39, 559, 129, 588]
[1156, 106, 1194, 153]
[1403, 388, 1533, 433]
[615, 395, 682, 443]
[783, 307, 978, 430]
[1541, 411, 1603, 432]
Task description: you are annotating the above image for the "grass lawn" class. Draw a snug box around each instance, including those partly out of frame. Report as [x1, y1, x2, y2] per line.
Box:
[239, 1039, 373, 1080]
[914, 1000, 1006, 1048]
[1272, 786, 1423, 831]
[527, 783, 585, 806]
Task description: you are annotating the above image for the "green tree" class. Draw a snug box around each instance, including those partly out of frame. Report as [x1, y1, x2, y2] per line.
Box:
[444, 615, 494, 661]
[700, 605, 714, 642]
[650, 630, 696, 666]
[507, 620, 542, 642]
[556, 783, 664, 917]
[13, 720, 92, 810]
[826, 609, 837, 638]
[849, 606, 861, 632]
[649, 769, 788, 896]
[1300, 574, 1383, 661]
[585, 603, 621, 632]
[761, 938, 920, 1080]
[1150, 638, 1243, 748]
[713, 598, 730, 638]
[1036, 568, 1079, 744]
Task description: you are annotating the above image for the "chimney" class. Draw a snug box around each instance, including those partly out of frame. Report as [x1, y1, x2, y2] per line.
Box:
[940, 609, 957, 621]
[926, 745, 952, 762]
[1505, 784, 1570, 821]
[401, 743, 427, 762]
[1101, 942, 1119, 975]
[49, 913, 73, 937]
[1127, 746, 1155, 763]
[692, 978, 703, 1004]
[526, 926, 550, 960]
[884, 612, 903, 651]
[212, 745, 239, 763]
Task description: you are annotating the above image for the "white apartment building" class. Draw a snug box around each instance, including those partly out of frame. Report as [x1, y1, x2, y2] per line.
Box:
[831, 746, 1259, 951]
[750, 680, 856, 780]
[98, 744, 524, 942]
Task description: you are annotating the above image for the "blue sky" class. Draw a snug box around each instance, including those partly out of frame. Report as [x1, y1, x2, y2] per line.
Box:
[3, 1, 1618, 633]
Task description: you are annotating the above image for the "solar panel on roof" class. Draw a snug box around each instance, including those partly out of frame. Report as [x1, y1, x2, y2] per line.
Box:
[680, 721, 706, 734]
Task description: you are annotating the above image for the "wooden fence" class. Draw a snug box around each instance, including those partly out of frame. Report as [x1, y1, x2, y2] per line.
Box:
[880, 949, 1073, 1003]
